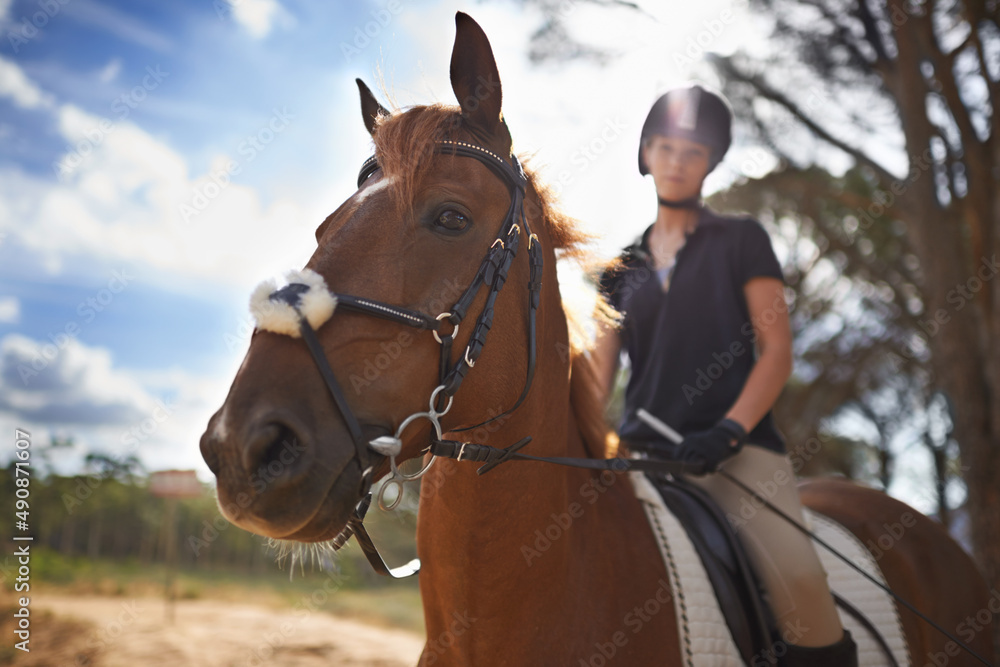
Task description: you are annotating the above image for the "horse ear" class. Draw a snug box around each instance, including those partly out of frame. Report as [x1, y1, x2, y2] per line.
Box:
[450, 13, 510, 151]
[356, 78, 388, 137]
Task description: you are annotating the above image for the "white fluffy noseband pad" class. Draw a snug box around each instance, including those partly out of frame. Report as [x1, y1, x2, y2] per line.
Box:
[250, 269, 338, 337]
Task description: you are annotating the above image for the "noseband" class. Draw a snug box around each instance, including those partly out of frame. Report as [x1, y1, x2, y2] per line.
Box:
[252, 139, 542, 572]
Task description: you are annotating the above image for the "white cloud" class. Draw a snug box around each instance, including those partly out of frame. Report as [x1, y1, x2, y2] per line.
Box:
[131, 365, 240, 470]
[0, 0, 757, 296]
[0, 102, 323, 288]
[392, 3, 722, 259]
[0, 55, 54, 109]
[226, 0, 294, 39]
[97, 58, 122, 84]
[0, 334, 233, 477]
[0, 334, 152, 425]
[0, 296, 19, 323]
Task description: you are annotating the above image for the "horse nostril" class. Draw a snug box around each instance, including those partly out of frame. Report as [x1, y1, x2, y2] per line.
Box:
[200, 430, 222, 476]
[242, 421, 307, 487]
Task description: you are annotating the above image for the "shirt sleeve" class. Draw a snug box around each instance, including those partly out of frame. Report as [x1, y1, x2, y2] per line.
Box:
[736, 219, 784, 285]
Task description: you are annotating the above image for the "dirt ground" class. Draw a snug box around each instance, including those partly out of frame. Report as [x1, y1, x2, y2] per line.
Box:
[5, 595, 424, 666]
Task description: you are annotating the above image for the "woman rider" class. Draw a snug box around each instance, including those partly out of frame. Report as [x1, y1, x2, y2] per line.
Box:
[595, 84, 858, 666]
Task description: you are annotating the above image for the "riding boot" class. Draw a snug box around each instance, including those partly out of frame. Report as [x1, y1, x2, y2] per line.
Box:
[781, 630, 858, 667]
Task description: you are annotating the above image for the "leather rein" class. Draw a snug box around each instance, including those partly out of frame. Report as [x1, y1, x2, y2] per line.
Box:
[263, 138, 702, 578]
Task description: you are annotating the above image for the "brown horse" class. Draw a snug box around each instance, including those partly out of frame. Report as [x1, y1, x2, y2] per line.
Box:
[199, 12, 995, 666]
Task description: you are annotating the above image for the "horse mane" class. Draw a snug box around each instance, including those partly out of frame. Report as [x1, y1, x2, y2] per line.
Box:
[372, 104, 617, 459]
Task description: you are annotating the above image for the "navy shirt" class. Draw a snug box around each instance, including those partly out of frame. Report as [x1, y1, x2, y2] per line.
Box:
[600, 208, 787, 453]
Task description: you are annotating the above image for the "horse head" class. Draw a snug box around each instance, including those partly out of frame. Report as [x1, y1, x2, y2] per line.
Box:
[199, 12, 582, 544]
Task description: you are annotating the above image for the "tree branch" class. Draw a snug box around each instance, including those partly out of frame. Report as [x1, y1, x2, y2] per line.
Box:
[856, 0, 893, 64]
[710, 54, 901, 183]
[797, 0, 886, 74]
[962, 1, 1000, 157]
[914, 13, 990, 264]
[916, 11, 985, 157]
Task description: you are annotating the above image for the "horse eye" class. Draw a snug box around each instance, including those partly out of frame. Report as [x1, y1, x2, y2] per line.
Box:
[435, 209, 470, 232]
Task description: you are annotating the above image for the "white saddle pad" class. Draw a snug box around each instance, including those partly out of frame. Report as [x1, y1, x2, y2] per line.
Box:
[630, 472, 910, 666]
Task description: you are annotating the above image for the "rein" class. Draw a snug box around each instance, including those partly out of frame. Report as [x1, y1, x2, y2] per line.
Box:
[252, 138, 995, 667]
[636, 410, 996, 667]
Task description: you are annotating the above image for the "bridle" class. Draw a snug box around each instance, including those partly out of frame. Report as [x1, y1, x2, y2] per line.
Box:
[258, 137, 695, 576]
[258, 138, 543, 573]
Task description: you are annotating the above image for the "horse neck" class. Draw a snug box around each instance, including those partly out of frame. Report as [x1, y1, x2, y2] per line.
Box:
[416, 297, 608, 615]
[414, 267, 680, 664]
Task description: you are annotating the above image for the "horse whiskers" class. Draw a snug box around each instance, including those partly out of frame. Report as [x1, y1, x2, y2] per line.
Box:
[266, 534, 346, 580]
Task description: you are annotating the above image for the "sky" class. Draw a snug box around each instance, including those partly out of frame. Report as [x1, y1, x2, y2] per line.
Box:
[0, 0, 765, 480]
[0, 0, 950, 514]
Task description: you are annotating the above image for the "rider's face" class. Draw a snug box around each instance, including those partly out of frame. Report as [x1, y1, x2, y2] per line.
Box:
[643, 135, 711, 202]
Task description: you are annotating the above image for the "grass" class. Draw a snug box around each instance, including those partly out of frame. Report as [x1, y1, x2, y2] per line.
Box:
[5, 547, 426, 635]
[0, 604, 100, 666]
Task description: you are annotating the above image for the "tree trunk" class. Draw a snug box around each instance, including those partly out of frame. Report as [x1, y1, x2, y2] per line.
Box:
[59, 519, 76, 556]
[885, 5, 1000, 653]
[926, 435, 950, 530]
[87, 514, 102, 559]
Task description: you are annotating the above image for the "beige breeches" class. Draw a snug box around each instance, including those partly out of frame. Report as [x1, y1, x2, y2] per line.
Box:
[685, 446, 845, 647]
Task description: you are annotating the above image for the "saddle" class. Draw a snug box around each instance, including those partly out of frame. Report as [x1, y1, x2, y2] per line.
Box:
[645, 471, 779, 666]
[643, 471, 904, 667]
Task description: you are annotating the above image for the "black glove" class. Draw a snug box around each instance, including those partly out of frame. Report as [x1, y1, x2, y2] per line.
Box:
[675, 419, 748, 474]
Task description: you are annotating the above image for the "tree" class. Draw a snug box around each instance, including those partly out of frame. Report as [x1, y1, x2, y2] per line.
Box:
[705, 0, 1000, 621]
[710, 165, 942, 488]
[509, 0, 648, 65]
[510, 0, 999, 634]
[530, 0, 999, 579]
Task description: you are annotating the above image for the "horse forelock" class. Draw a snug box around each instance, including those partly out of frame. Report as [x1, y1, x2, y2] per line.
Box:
[370, 104, 462, 211]
[370, 105, 592, 253]
[371, 103, 615, 458]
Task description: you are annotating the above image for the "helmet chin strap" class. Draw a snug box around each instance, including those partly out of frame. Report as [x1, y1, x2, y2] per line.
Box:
[657, 195, 701, 210]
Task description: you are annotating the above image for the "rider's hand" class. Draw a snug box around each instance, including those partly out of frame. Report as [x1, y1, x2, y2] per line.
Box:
[676, 419, 748, 473]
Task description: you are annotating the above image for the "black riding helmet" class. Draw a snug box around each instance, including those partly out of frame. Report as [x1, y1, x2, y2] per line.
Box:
[638, 84, 733, 175]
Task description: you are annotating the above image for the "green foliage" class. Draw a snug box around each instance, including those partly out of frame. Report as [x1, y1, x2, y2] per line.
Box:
[0, 464, 421, 598]
[29, 548, 82, 584]
[708, 165, 955, 495]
